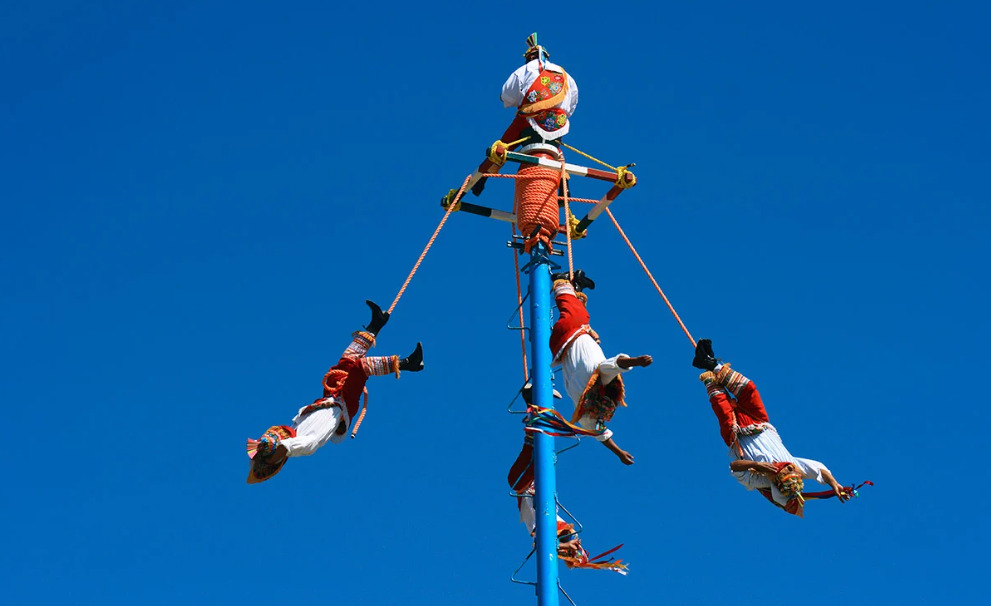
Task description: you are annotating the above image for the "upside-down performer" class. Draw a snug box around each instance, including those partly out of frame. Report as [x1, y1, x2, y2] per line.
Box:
[507, 434, 628, 574]
[246, 301, 423, 483]
[472, 33, 579, 197]
[693, 339, 855, 516]
[550, 270, 652, 465]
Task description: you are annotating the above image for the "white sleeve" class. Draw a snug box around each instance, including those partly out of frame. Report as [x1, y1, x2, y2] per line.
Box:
[565, 73, 579, 116]
[518, 495, 536, 533]
[597, 353, 631, 386]
[792, 457, 829, 484]
[732, 469, 772, 491]
[282, 407, 343, 457]
[501, 67, 526, 108]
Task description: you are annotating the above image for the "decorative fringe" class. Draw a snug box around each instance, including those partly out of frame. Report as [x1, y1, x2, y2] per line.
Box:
[362, 355, 398, 377]
[700, 371, 726, 398]
[345, 330, 376, 358]
[571, 369, 625, 425]
[557, 522, 628, 574]
[714, 363, 749, 396]
[552, 279, 574, 296]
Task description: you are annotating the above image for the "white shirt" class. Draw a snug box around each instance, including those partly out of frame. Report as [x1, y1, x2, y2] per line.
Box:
[558, 333, 628, 441]
[730, 426, 829, 507]
[500, 59, 579, 139]
[280, 397, 351, 457]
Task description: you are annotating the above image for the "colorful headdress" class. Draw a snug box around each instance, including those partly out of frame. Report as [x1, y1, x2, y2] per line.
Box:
[556, 521, 628, 574]
[772, 462, 806, 516]
[524, 32, 550, 61]
[773, 462, 805, 497]
[246, 425, 296, 484]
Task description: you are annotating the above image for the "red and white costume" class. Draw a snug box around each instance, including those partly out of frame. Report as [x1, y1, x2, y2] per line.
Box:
[507, 439, 568, 533]
[280, 330, 399, 457]
[500, 59, 579, 143]
[706, 366, 832, 511]
[549, 281, 629, 441]
[506, 438, 629, 574]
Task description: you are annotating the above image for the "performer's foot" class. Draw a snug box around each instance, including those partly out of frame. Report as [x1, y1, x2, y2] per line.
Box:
[551, 271, 571, 283]
[692, 338, 718, 371]
[398, 342, 424, 372]
[572, 269, 595, 292]
[365, 300, 389, 335]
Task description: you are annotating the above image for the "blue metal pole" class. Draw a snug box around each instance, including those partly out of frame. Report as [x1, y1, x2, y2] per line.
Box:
[528, 242, 559, 606]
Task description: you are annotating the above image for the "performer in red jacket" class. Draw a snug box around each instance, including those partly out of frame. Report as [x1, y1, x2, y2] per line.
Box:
[549, 270, 652, 465]
[693, 338, 852, 516]
[246, 301, 423, 483]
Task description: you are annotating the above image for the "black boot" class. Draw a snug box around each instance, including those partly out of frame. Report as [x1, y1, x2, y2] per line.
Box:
[692, 338, 718, 371]
[398, 342, 424, 372]
[572, 269, 595, 292]
[551, 271, 571, 283]
[365, 300, 389, 335]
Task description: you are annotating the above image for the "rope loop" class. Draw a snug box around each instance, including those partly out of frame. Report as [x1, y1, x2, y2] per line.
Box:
[487, 140, 510, 165]
[440, 188, 462, 211]
[615, 165, 637, 189]
[567, 211, 587, 240]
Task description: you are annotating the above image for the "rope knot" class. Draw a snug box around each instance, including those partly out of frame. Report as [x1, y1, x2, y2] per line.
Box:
[487, 140, 510, 165]
[615, 165, 637, 189]
[440, 188, 462, 212]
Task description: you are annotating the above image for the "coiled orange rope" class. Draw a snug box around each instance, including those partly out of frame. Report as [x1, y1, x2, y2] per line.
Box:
[514, 161, 560, 254]
[605, 207, 697, 347]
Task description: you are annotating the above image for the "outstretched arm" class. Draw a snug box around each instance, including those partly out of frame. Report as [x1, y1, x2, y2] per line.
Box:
[820, 468, 851, 502]
[730, 459, 779, 475]
[602, 437, 634, 465]
[617, 355, 652, 369]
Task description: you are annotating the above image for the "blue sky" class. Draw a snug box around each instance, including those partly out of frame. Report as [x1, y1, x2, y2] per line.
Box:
[2, 2, 989, 604]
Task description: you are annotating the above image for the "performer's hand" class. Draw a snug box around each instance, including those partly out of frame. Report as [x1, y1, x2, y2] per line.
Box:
[558, 538, 581, 557]
[617, 449, 635, 465]
[617, 355, 652, 369]
[833, 484, 851, 502]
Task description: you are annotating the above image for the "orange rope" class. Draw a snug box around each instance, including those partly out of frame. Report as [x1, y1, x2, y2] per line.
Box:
[605, 208, 697, 347]
[515, 163, 561, 254]
[350, 387, 369, 439]
[560, 155, 574, 280]
[511, 222, 529, 383]
[388, 174, 470, 314]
